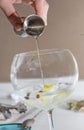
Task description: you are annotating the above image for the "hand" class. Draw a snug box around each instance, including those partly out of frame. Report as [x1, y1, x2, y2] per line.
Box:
[0, 0, 49, 31]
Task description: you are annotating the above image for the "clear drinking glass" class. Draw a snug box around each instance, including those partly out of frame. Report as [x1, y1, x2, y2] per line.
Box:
[10, 48, 79, 130]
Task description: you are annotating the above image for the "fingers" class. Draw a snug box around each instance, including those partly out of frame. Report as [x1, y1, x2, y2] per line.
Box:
[8, 12, 24, 31]
[0, 0, 23, 30]
[0, 0, 16, 16]
[21, 0, 49, 25]
[0, 0, 49, 29]
[31, 0, 49, 25]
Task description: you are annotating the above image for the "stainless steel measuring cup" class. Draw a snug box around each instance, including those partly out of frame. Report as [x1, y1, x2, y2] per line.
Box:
[15, 14, 45, 37]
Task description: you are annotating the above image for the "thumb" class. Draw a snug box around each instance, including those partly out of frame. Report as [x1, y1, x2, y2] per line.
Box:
[31, 0, 49, 25]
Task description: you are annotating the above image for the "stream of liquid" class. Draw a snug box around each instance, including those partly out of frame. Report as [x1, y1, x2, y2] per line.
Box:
[35, 37, 44, 86]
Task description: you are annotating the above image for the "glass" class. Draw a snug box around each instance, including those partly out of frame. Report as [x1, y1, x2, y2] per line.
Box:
[0, 123, 31, 130]
[10, 48, 79, 130]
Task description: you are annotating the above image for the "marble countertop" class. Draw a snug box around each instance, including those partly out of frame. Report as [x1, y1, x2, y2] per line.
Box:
[0, 81, 84, 130]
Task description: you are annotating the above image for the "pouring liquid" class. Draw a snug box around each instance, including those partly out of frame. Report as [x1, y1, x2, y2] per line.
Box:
[35, 37, 44, 86]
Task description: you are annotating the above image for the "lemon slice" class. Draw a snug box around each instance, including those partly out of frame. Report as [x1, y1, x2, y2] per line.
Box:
[43, 84, 54, 90]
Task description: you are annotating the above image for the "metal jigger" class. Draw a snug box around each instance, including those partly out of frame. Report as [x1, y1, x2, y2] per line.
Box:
[15, 14, 45, 37]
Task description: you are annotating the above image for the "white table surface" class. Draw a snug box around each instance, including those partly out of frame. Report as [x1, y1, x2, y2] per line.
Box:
[0, 80, 84, 130]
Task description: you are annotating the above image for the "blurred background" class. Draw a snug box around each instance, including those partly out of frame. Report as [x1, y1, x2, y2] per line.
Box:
[0, 0, 84, 82]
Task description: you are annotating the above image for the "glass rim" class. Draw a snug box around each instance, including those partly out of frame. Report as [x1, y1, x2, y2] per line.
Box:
[14, 48, 71, 57]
